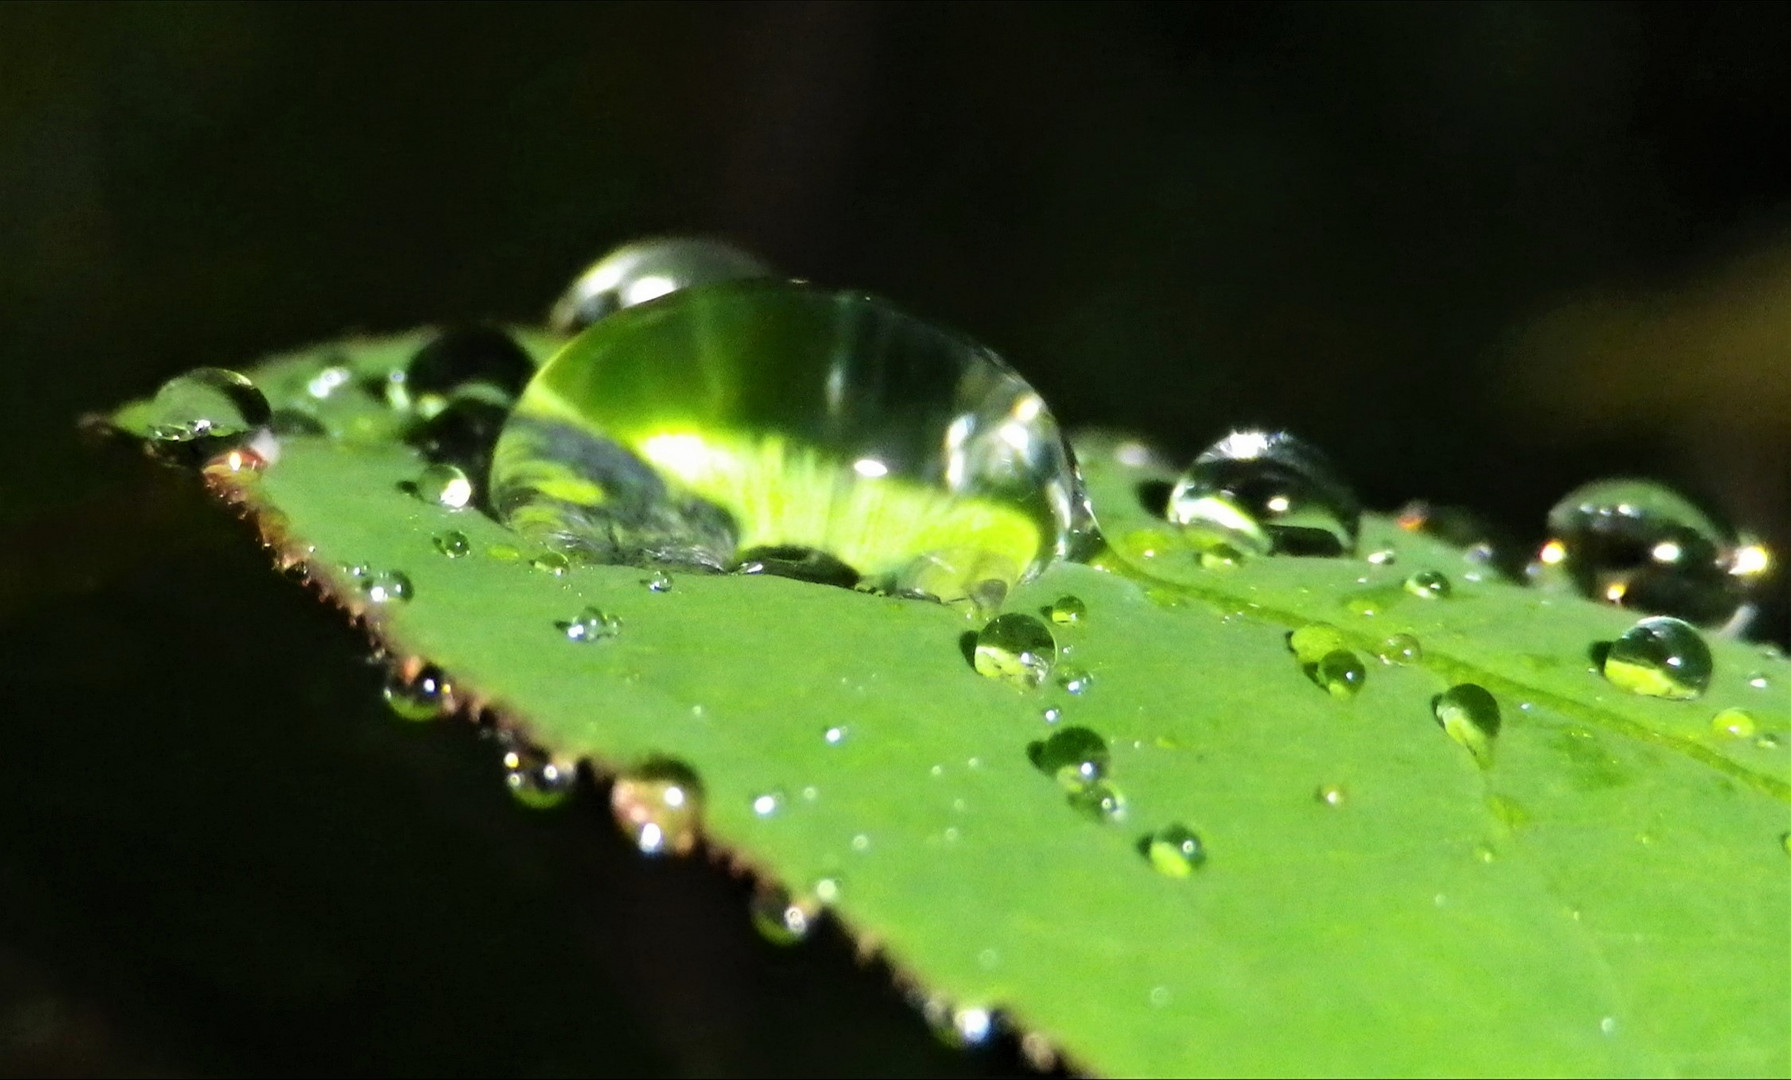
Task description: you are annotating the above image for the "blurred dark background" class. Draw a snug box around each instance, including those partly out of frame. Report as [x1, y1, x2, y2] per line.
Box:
[5, 3, 1791, 1074]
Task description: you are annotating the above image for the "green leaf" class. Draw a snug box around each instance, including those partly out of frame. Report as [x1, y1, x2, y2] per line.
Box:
[109, 335, 1791, 1076]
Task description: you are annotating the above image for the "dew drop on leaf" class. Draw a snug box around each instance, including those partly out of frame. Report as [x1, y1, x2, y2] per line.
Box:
[1366, 548, 1397, 566]
[751, 790, 785, 818]
[1375, 633, 1422, 665]
[361, 570, 413, 604]
[550, 237, 774, 333]
[1029, 726, 1110, 790]
[382, 665, 454, 721]
[1066, 779, 1127, 822]
[146, 367, 271, 444]
[531, 551, 570, 577]
[822, 724, 848, 746]
[500, 739, 577, 809]
[416, 463, 473, 509]
[563, 605, 622, 643]
[610, 758, 704, 855]
[1040, 706, 1062, 724]
[1710, 708, 1757, 739]
[1746, 671, 1771, 690]
[749, 885, 819, 946]
[1057, 665, 1093, 695]
[1144, 823, 1207, 877]
[922, 999, 996, 1049]
[433, 530, 471, 558]
[405, 325, 535, 410]
[1395, 501, 1519, 578]
[1316, 784, 1348, 807]
[1602, 616, 1713, 700]
[1048, 594, 1086, 625]
[1166, 430, 1360, 557]
[1434, 684, 1501, 764]
[974, 613, 1056, 689]
[643, 569, 673, 593]
[1314, 650, 1366, 699]
[1403, 569, 1452, 599]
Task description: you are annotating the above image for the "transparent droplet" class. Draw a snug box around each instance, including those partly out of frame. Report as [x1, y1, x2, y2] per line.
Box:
[1288, 622, 1348, 665]
[1316, 784, 1347, 807]
[1710, 708, 1758, 739]
[531, 551, 570, 577]
[550, 237, 774, 332]
[428, 530, 469, 558]
[383, 665, 454, 721]
[1145, 823, 1207, 877]
[822, 724, 849, 746]
[1048, 595, 1086, 625]
[500, 739, 578, 809]
[1066, 779, 1127, 822]
[1602, 616, 1713, 700]
[1375, 633, 1422, 665]
[494, 281, 1086, 603]
[1057, 665, 1093, 695]
[644, 570, 673, 593]
[1166, 430, 1360, 557]
[306, 364, 353, 400]
[973, 613, 1056, 689]
[751, 790, 785, 817]
[1366, 548, 1398, 566]
[610, 758, 704, 855]
[1040, 706, 1062, 724]
[362, 570, 413, 604]
[922, 998, 996, 1049]
[146, 367, 271, 444]
[1434, 683, 1500, 764]
[1747, 671, 1771, 689]
[405, 325, 535, 409]
[562, 605, 622, 643]
[416, 463, 474, 509]
[1029, 726, 1109, 791]
[1403, 569, 1452, 599]
[1534, 479, 1750, 626]
[1314, 649, 1366, 699]
[749, 886, 819, 946]
[1759, 733, 1782, 751]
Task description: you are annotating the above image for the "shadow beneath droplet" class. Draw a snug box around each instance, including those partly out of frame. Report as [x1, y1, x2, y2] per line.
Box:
[1024, 740, 1045, 771]
[1587, 640, 1612, 669]
[1428, 693, 1443, 728]
[1132, 834, 1153, 860]
[958, 630, 978, 670]
[395, 479, 418, 497]
[1135, 479, 1171, 518]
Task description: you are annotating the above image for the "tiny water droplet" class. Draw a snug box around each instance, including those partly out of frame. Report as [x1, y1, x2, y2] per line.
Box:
[1711, 708, 1758, 739]
[749, 886, 819, 946]
[1030, 726, 1109, 790]
[531, 551, 570, 576]
[1057, 665, 1093, 695]
[433, 530, 471, 558]
[1759, 733, 1782, 751]
[551, 237, 774, 332]
[923, 999, 995, 1049]
[1144, 823, 1207, 877]
[1066, 779, 1127, 822]
[1366, 548, 1397, 566]
[1314, 649, 1366, 699]
[1434, 684, 1500, 763]
[563, 605, 622, 643]
[1041, 706, 1062, 724]
[306, 365, 353, 399]
[1316, 784, 1347, 807]
[751, 790, 785, 817]
[1474, 843, 1497, 864]
[1747, 671, 1771, 689]
[362, 570, 413, 604]
[383, 665, 454, 721]
[1375, 633, 1422, 665]
[1288, 622, 1347, 665]
[500, 739, 577, 809]
[1600, 1017, 1618, 1037]
[850, 833, 871, 852]
[973, 613, 1056, 689]
[1403, 569, 1452, 599]
[147, 367, 271, 445]
[644, 569, 673, 592]
[823, 725, 849, 745]
[416, 463, 474, 509]
[610, 758, 704, 855]
[1602, 616, 1713, 700]
[1167, 430, 1360, 556]
[1048, 595, 1086, 625]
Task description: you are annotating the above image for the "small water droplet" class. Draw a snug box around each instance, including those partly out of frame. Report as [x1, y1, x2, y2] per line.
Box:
[531, 551, 570, 577]
[1602, 616, 1713, 700]
[850, 833, 871, 852]
[1057, 665, 1093, 695]
[433, 530, 471, 558]
[383, 665, 454, 721]
[1434, 684, 1500, 763]
[307, 365, 353, 399]
[922, 999, 995, 1049]
[1048, 595, 1086, 625]
[1041, 706, 1062, 724]
[1314, 649, 1366, 699]
[500, 738, 577, 809]
[1030, 726, 1109, 790]
[1758, 733, 1782, 751]
[1066, 779, 1127, 822]
[1316, 784, 1347, 807]
[1166, 430, 1360, 556]
[1711, 708, 1758, 739]
[1144, 823, 1207, 877]
[1747, 671, 1771, 689]
[1403, 569, 1452, 599]
[1600, 1016, 1618, 1037]
[973, 613, 1056, 689]
[146, 367, 271, 445]
[362, 570, 413, 604]
[823, 725, 849, 745]
[643, 569, 673, 592]
[1366, 548, 1398, 566]
[416, 463, 474, 509]
[749, 886, 819, 946]
[1375, 633, 1422, 665]
[563, 605, 622, 643]
[610, 758, 704, 855]
[751, 790, 785, 817]
[1288, 622, 1347, 665]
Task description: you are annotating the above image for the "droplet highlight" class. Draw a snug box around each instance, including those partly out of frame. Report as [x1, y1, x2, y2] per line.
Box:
[973, 613, 1056, 689]
[1144, 824, 1207, 877]
[1403, 569, 1452, 599]
[1048, 595, 1086, 625]
[501, 739, 578, 809]
[362, 570, 413, 604]
[1434, 684, 1500, 764]
[610, 758, 705, 855]
[1030, 726, 1109, 790]
[1602, 616, 1713, 700]
[1315, 649, 1366, 699]
[1166, 430, 1360, 557]
[433, 530, 471, 558]
[551, 237, 774, 333]
[383, 665, 454, 721]
[563, 605, 622, 643]
[146, 367, 271, 445]
[1375, 633, 1422, 665]
[416, 463, 474, 509]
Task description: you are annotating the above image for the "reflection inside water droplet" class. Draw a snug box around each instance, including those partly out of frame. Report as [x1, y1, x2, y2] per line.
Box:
[362, 570, 413, 604]
[500, 738, 577, 809]
[973, 613, 1056, 689]
[416, 463, 474, 509]
[563, 606, 622, 643]
[1375, 633, 1422, 665]
[1403, 569, 1452, 599]
[147, 367, 272, 446]
[1144, 823, 1207, 877]
[610, 758, 704, 855]
[551, 237, 774, 332]
[383, 665, 454, 721]
[433, 530, 471, 558]
[749, 885, 819, 946]
[1434, 684, 1500, 764]
[1602, 616, 1713, 700]
[1167, 430, 1360, 557]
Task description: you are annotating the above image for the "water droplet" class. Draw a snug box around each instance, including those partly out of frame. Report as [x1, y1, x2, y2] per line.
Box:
[306, 364, 353, 399]
[146, 367, 271, 445]
[531, 551, 570, 577]
[1711, 708, 1758, 739]
[500, 739, 577, 809]
[922, 999, 996, 1049]
[1316, 784, 1348, 806]
[362, 570, 413, 604]
[733, 544, 861, 588]
[551, 237, 774, 332]
[1600, 1016, 1618, 1037]
[1057, 665, 1093, 695]
[751, 790, 785, 817]
[1048, 595, 1086, 625]
[1314, 650, 1366, 699]
[974, 613, 1056, 689]
[1066, 780, 1127, 822]
[1040, 706, 1062, 724]
[406, 325, 535, 411]
[850, 833, 871, 852]
[383, 665, 454, 721]
[610, 758, 704, 855]
[1759, 733, 1782, 751]
[494, 281, 1087, 603]
[1375, 633, 1422, 665]
[416, 463, 474, 509]
[1166, 430, 1360, 556]
[1534, 479, 1750, 626]
[644, 569, 673, 592]
[561, 605, 622, 643]
[749, 886, 819, 946]
[1366, 548, 1398, 566]
[427, 531, 470, 560]
[1747, 671, 1771, 689]
[1403, 569, 1452, 599]
[1474, 843, 1497, 864]
[1603, 616, 1713, 700]
[1434, 684, 1500, 763]
[1288, 622, 1348, 665]
[1144, 823, 1207, 877]
[823, 724, 849, 745]
[1030, 726, 1109, 790]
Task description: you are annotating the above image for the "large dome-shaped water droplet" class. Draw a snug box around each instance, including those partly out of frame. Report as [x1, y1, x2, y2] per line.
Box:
[610, 758, 705, 855]
[1167, 431, 1359, 557]
[493, 281, 1085, 602]
[1602, 615, 1713, 700]
[550, 237, 774, 333]
[146, 367, 272, 447]
[405, 326, 536, 411]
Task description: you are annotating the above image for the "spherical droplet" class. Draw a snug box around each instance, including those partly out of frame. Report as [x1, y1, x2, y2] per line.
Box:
[644, 570, 673, 593]
[362, 570, 413, 604]
[1166, 430, 1360, 557]
[1040, 706, 1062, 724]
[749, 886, 819, 946]
[1434, 684, 1500, 764]
[822, 724, 849, 746]
[751, 790, 785, 817]
[1066, 779, 1127, 822]
[974, 613, 1056, 689]
[493, 281, 1086, 603]
[433, 530, 471, 558]
[406, 325, 535, 408]
[610, 758, 704, 855]
[1403, 569, 1452, 599]
[501, 739, 578, 809]
[1288, 622, 1348, 665]
[1048, 595, 1086, 625]
[383, 665, 454, 721]
[550, 237, 774, 333]
[1366, 548, 1398, 566]
[1603, 616, 1713, 700]
[563, 605, 622, 643]
[1746, 671, 1771, 690]
[531, 551, 570, 577]
[1057, 665, 1093, 695]
[1375, 633, 1422, 665]
[1316, 784, 1348, 807]
[1710, 708, 1758, 739]
[1029, 726, 1109, 790]
[1535, 479, 1749, 626]
[1145, 823, 1207, 877]
[1314, 649, 1366, 699]
[416, 463, 474, 509]
[146, 367, 271, 444]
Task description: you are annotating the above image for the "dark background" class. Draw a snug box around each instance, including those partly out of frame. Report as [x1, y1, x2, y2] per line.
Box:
[4, 3, 1791, 1074]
